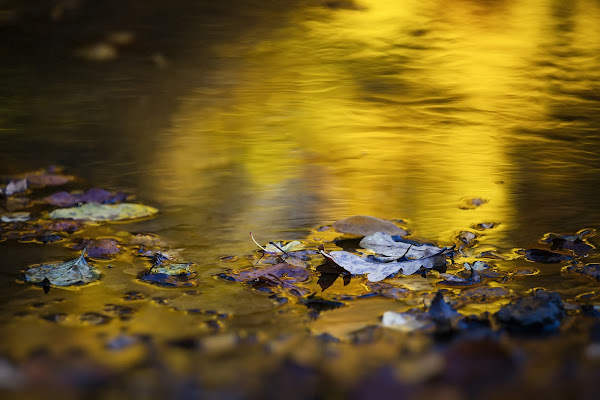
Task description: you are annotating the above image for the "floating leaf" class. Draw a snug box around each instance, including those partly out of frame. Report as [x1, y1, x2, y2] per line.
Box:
[0, 179, 27, 196]
[72, 238, 121, 259]
[524, 249, 572, 264]
[463, 261, 489, 271]
[359, 232, 442, 259]
[319, 247, 451, 282]
[332, 215, 407, 237]
[1, 212, 30, 223]
[494, 289, 564, 334]
[540, 230, 596, 256]
[24, 249, 101, 287]
[263, 240, 304, 253]
[49, 203, 158, 221]
[139, 263, 197, 287]
[458, 197, 488, 210]
[382, 311, 430, 331]
[44, 188, 128, 207]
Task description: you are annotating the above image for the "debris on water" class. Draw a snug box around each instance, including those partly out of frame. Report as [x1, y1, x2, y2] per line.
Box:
[381, 311, 430, 331]
[49, 202, 158, 221]
[300, 296, 346, 318]
[463, 261, 489, 271]
[460, 286, 511, 302]
[24, 167, 74, 187]
[563, 263, 600, 281]
[359, 232, 443, 259]
[540, 229, 596, 256]
[473, 222, 499, 230]
[318, 245, 451, 282]
[0, 178, 28, 196]
[454, 231, 478, 254]
[44, 188, 128, 207]
[494, 289, 564, 334]
[139, 261, 198, 288]
[1, 211, 30, 222]
[23, 248, 101, 287]
[365, 281, 411, 299]
[458, 197, 488, 210]
[223, 262, 311, 296]
[429, 290, 461, 324]
[123, 291, 146, 301]
[524, 249, 572, 264]
[332, 215, 408, 237]
[72, 238, 121, 259]
[79, 312, 112, 325]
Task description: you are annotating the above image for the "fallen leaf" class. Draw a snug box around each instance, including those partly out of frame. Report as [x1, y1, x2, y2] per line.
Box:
[540, 229, 596, 256]
[0, 179, 27, 196]
[25, 167, 73, 187]
[24, 249, 101, 286]
[524, 249, 572, 264]
[224, 262, 310, 296]
[332, 215, 407, 237]
[463, 261, 489, 271]
[563, 263, 600, 281]
[458, 197, 488, 210]
[49, 203, 158, 221]
[44, 188, 128, 207]
[359, 232, 443, 259]
[319, 247, 451, 282]
[263, 240, 304, 253]
[72, 238, 121, 259]
[494, 289, 564, 334]
[381, 311, 430, 331]
[139, 263, 198, 287]
[1, 211, 30, 222]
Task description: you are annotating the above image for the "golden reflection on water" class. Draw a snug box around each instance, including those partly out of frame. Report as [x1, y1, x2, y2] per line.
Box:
[147, 0, 600, 247]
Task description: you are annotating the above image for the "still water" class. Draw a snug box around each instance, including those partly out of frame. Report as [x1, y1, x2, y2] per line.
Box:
[1, 0, 600, 396]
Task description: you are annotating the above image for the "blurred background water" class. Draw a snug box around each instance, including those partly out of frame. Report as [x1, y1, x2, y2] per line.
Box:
[1, 0, 600, 394]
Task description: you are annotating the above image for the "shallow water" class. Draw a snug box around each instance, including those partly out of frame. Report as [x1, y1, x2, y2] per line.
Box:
[2, 0, 600, 397]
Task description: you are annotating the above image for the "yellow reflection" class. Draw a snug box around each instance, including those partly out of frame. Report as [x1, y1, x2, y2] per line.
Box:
[149, 0, 597, 244]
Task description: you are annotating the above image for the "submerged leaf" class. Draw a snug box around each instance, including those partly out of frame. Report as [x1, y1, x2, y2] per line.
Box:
[139, 263, 197, 287]
[24, 249, 101, 286]
[332, 215, 407, 237]
[49, 203, 158, 221]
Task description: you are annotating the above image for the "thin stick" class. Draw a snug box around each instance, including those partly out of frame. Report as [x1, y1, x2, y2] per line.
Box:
[250, 232, 266, 251]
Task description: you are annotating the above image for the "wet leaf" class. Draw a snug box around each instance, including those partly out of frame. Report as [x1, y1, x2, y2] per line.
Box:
[25, 167, 73, 187]
[24, 249, 101, 286]
[429, 291, 461, 323]
[473, 222, 499, 230]
[359, 232, 443, 259]
[263, 240, 304, 253]
[72, 238, 121, 259]
[463, 261, 489, 271]
[563, 263, 600, 281]
[540, 230, 596, 256]
[460, 286, 511, 302]
[364, 282, 411, 299]
[1, 211, 30, 222]
[49, 202, 158, 221]
[332, 215, 408, 237]
[44, 188, 128, 207]
[0, 178, 27, 196]
[319, 247, 451, 282]
[224, 263, 310, 296]
[139, 262, 198, 288]
[458, 197, 488, 210]
[382, 311, 430, 331]
[494, 289, 564, 334]
[524, 249, 572, 264]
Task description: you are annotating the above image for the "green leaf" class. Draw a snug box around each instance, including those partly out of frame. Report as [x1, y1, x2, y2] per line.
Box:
[24, 249, 101, 286]
[49, 203, 158, 221]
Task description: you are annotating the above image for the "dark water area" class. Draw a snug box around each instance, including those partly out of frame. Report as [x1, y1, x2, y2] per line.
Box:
[2, 0, 600, 398]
